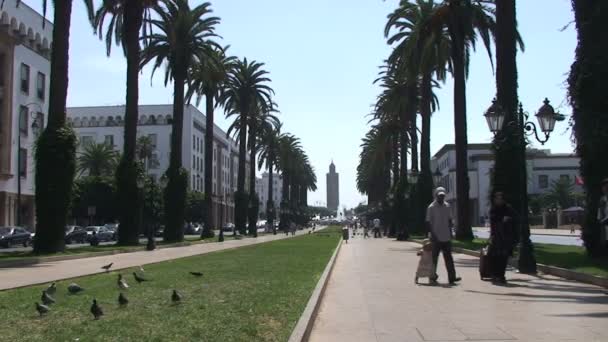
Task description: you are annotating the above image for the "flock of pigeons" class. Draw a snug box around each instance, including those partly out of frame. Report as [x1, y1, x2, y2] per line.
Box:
[35, 262, 204, 320]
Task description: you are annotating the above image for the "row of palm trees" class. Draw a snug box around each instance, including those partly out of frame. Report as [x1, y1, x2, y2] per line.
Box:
[359, 0, 525, 240]
[20, 0, 316, 253]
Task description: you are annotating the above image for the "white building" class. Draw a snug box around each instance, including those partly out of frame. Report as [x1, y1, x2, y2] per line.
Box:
[66, 104, 250, 227]
[431, 143, 582, 226]
[255, 172, 283, 214]
[0, 1, 52, 228]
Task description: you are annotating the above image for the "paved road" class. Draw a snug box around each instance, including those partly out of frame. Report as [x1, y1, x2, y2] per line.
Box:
[309, 235, 608, 342]
[474, 230, 583, 246]
[0, 229, 268, 253]
[0, 226, 323, 290]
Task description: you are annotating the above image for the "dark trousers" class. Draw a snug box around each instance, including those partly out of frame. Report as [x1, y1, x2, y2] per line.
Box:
[373, 228, 380, 238]
[431, 241, 457, 282]
[491, 254, 509, 280]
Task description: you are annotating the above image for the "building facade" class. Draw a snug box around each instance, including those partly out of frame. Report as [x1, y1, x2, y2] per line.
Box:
[255, 172, 283, 215]
[326, 162, 339, 212]
[431, 143, 582, 226]
[0, 1, 52, 228]
[66, 104, 250, 228]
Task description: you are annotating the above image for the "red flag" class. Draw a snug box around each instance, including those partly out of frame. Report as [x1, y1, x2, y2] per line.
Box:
[575, 176, 584, 186]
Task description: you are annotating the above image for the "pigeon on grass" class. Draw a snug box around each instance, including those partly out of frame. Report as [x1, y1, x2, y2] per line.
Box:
[171, 290, 182, 304]
[118, 293, 129, 307]
[41, 290, 55, 305]
[35, 302, 49, 316]
[117, 274, 129, 290]
[90, 299, 104, 320]
[67, 283, 84, 294]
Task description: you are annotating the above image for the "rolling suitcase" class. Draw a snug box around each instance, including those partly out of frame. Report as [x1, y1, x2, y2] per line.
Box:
[479, 246, 492, 280]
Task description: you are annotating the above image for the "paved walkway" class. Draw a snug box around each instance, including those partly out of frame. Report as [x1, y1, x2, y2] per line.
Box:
[0, 227, 322, 290]
[309, 234, 608, 342]
[474, 227, 580, 237]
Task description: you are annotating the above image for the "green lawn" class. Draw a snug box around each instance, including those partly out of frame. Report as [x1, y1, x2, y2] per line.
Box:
[0, 227, 341, 342]
[450, 238, 608, 278]
[0, 235, 238, 262]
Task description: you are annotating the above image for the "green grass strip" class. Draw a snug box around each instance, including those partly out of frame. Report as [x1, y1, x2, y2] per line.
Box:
[0, 227, 342, 342]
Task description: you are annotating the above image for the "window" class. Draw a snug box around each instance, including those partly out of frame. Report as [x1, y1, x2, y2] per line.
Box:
[37, 72, 45, 100]
[560, 174, 570, 182]
[80, 136, 94, 146]
[19, 148, 27, 177]
[104, 135, 114, 146]
[193, 155, 196, 169]
[539, 175, 549, 189]
[148, 134, 157, 148]
[19, 106, 28, 135]
[20, 63, 30, 94]
[193, 135, 196, 149]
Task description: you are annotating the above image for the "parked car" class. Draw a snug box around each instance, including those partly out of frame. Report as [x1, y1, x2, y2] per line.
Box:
[104, 223, 119, 240]
[65, 225, 87, 244]
[85, 226, 115, 242]
[0, 226, 32, 248]
[154, 226, 165, 237]
[184, 223, 202, 235]
[222, 223, 236, 233]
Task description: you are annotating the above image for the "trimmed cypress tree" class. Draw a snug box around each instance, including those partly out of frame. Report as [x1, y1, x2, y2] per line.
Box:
[568, 0, 608, 256]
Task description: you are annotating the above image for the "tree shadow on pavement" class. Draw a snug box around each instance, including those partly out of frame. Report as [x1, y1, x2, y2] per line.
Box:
[465, 289, 608, 305]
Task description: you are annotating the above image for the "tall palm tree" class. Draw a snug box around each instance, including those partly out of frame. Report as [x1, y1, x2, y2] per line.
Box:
[77, 142, 120, 177]
[91, 0, 158, 245]
[187, 46, 236, 238]
[219, 58, 274, 235]
[427, 0, 495, 239]
[16, 0, 94, 253]
[141, 0, 220, 242]
[385, 0, 449, 232]
[258, 121, 283, 234]
[246, 104, 279, 236]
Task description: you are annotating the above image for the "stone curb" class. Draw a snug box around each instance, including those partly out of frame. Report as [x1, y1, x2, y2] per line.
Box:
[288, 238, 343, 342]
[411, 239, 608, 289]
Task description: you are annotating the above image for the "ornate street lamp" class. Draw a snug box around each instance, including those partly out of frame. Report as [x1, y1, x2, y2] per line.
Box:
[484, 98, 506, 134]
[408, 168, 419, 184]
[433, 167, 442, 187]
[485, 97, 561, 273]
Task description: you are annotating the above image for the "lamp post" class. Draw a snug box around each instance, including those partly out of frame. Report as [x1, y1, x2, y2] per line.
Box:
[433, 167, 442, 187]
[485, 98, 562, 273]
[16, 104, 42, 227]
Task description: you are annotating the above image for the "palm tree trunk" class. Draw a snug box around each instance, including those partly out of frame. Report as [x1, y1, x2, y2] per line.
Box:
[409, 124, 418, 172]
[116, 0, 144, 245]
[236, 114, 248, 235]
[451, 31, 473, 240]
[202, 90, 214, 238]
[493, 0, 520, 209]
[400, 129, 408, 182]
[164, 72, 187, 242]
[34, 0, 77, 253]
[417, 72, 434, 234]
[247, 121, 258, 236]
[392, 135, 400, 187]
[267, 157, 275, 234]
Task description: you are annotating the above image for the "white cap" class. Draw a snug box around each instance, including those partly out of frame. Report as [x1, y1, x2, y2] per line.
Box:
[435, 187, 446, 196]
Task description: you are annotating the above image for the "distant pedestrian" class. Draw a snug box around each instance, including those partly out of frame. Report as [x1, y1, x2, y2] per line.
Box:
[426, 187, 461, 285]
[363, 224, 370, 238]
[342, 226, 349, 244]
[290, 222, 296, 236]
[488, 190, 516, 284]
[373, 218, 381, 238]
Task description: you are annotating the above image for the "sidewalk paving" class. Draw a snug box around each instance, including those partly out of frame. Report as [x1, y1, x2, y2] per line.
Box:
[0, 227, 322, 291]
[309, 234, 608, 342]
[474, 227, 580, 237]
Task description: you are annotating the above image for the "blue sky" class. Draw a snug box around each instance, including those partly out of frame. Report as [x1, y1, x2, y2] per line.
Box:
[26, 0, 576, 209]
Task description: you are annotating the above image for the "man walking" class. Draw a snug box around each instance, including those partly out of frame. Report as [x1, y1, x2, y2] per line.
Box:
[426, 187, 461, 285]
[373, 217, 381, 238]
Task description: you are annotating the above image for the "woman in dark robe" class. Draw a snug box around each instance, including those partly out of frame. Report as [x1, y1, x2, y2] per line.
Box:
[489, 190, 517, 284]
